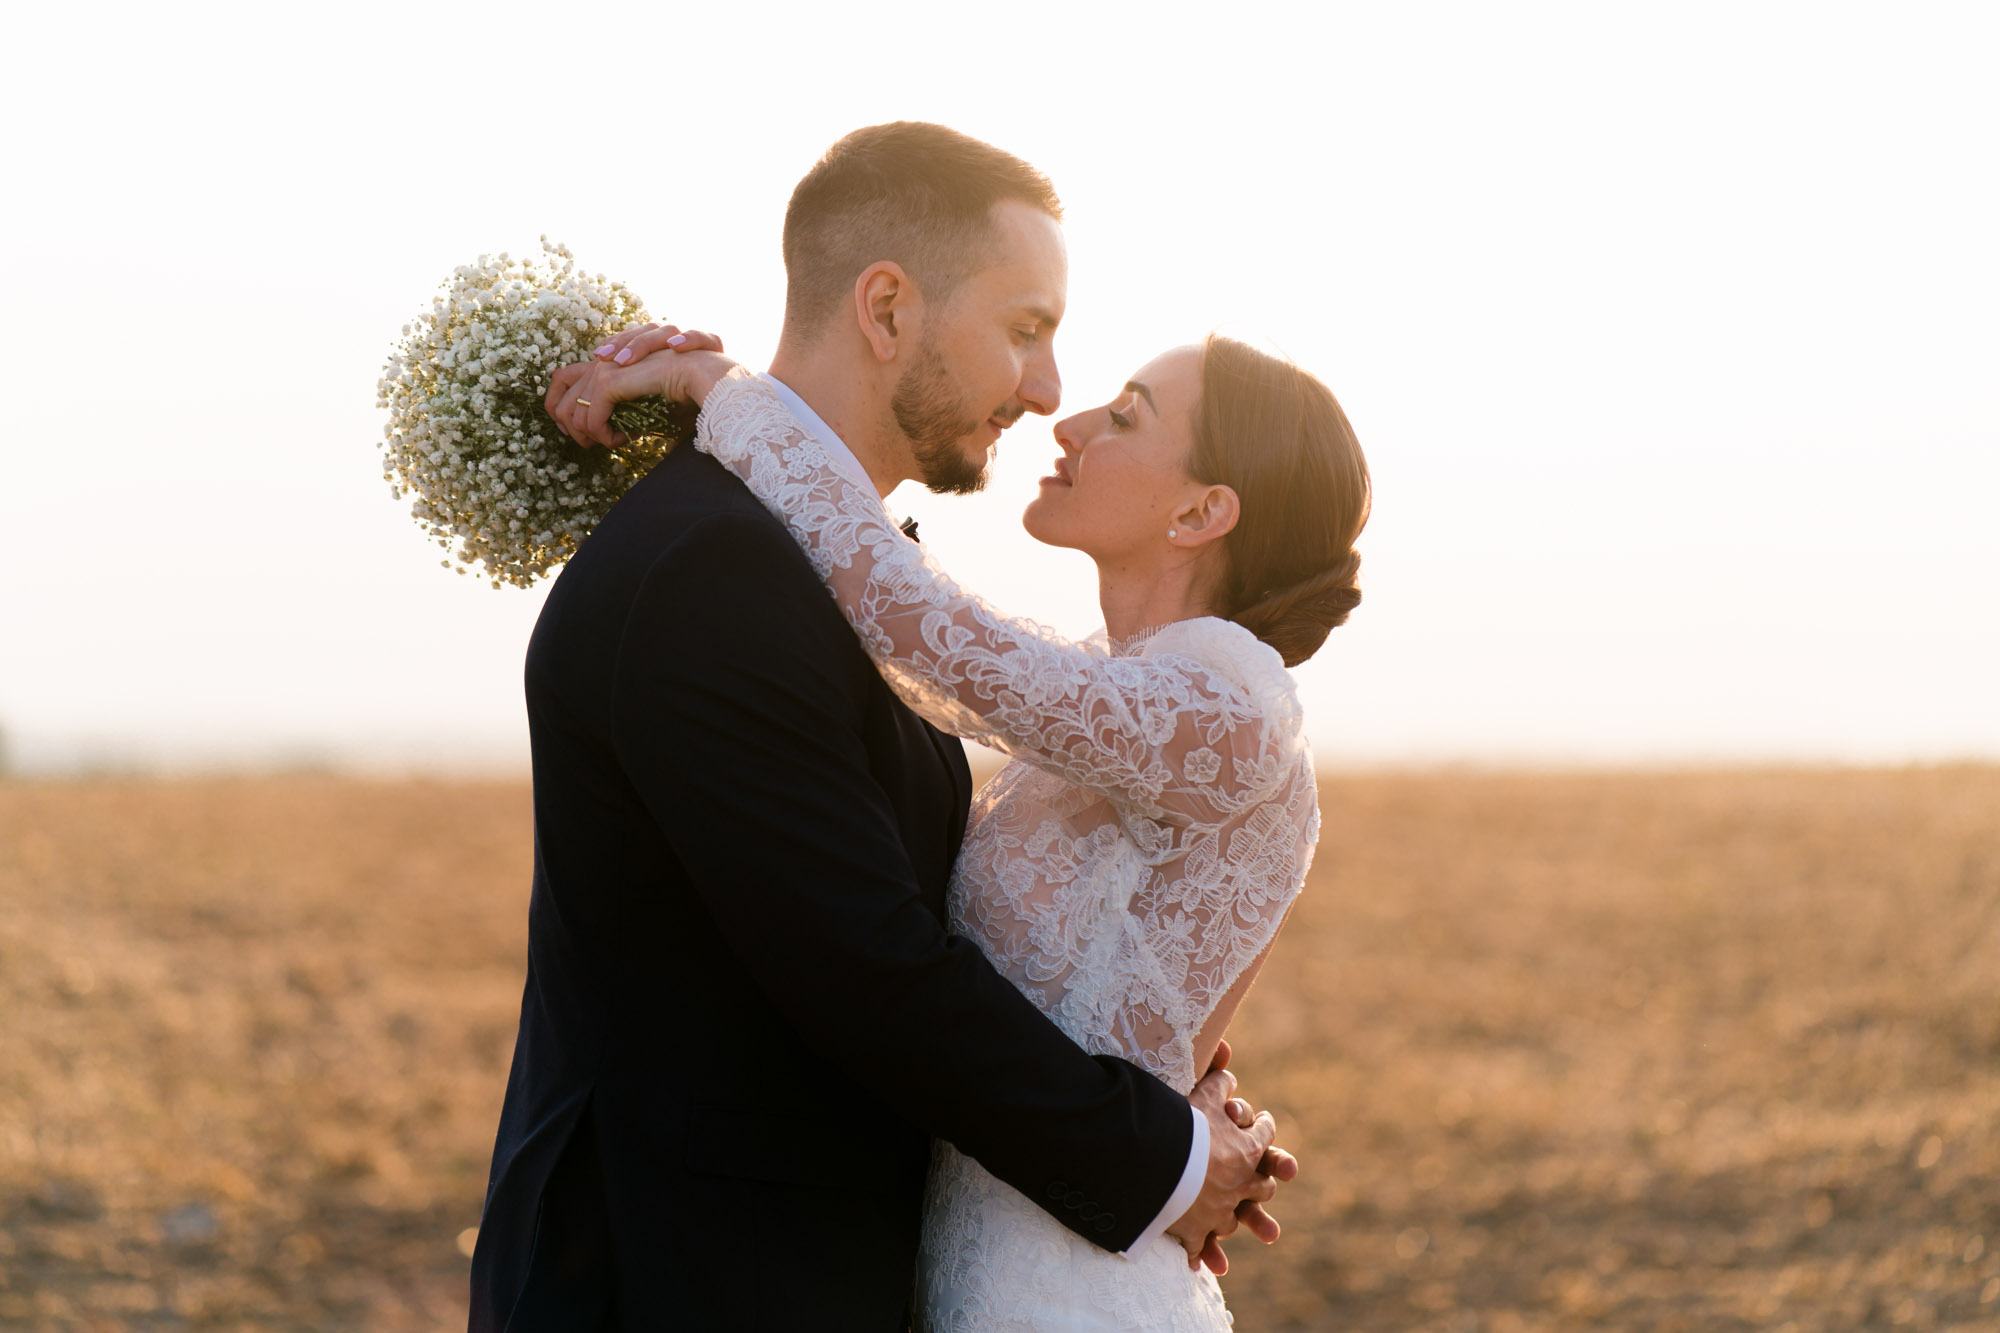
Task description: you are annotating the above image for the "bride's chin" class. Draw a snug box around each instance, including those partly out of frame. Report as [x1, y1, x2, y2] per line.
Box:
[1021, 510, 1083, 552]
[1020, 501, 1061, 547]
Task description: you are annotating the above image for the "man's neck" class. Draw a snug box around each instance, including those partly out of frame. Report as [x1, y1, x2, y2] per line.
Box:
[766, 345, 907, 501]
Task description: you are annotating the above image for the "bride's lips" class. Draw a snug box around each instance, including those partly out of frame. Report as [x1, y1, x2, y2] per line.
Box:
[1039, 456, 1073, 488]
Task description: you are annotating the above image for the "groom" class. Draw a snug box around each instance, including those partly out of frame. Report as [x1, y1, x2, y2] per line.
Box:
[472, 122, 1292, 1331]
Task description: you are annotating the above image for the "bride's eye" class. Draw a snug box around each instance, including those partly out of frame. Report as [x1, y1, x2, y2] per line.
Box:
[1108, 403, 1134, 429]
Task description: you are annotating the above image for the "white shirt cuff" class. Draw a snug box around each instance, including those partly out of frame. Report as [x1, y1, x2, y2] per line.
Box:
[1118, 1102, 1208, 1259]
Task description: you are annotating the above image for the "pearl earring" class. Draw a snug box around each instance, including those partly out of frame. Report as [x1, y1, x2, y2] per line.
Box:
[1167, 528, 1178, 539]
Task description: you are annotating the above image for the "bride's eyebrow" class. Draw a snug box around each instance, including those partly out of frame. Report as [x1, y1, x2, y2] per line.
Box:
[1122, 381, 1156, 414]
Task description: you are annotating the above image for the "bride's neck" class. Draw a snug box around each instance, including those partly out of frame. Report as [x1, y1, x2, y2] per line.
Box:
[1096, 557, 1215, 647]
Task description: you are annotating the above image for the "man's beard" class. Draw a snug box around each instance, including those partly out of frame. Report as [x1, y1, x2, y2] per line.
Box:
[890, 335, 998, 496]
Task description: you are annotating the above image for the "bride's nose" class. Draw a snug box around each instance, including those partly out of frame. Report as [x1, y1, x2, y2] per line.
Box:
[1053, 413, 1087, 454]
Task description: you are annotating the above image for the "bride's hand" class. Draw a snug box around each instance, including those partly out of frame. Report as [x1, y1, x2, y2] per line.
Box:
[545, 327, 738, 447]
[591, 320, 723, 367]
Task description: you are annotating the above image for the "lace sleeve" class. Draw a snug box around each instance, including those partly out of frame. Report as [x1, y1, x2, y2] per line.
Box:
[692, 374, 1301, 823]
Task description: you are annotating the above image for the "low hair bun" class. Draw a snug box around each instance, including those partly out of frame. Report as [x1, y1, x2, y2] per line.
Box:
[1230, 550, 1362, 668]
[1189, 335, 1371, 669]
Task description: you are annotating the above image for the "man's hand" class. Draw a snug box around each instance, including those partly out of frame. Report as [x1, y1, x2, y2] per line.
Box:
[1168, 1039, 1299, 1274]
[544, 324, 734, 448]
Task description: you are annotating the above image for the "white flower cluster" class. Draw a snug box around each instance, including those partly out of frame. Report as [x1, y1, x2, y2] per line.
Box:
[376, 238, 692, 588]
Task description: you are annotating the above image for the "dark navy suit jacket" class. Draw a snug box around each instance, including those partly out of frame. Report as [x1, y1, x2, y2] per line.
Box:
[469, 445, 1192, 1331]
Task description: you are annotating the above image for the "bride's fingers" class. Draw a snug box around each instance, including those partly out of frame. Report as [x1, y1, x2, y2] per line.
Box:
[546, 362, 590, 439]
[568, 365, 608, 446]
[608, 323, 692, 365]
[667, 329, 725, 354]
[593, 322, 663, 361]
[1237, 1200, 1281, 1245]
[581, 365, 633, 446]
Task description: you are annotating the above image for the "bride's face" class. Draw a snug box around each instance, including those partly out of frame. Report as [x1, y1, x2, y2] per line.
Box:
[1022, 345, 1211, 558]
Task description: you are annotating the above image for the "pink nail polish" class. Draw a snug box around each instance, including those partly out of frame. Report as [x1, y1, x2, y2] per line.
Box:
[593, 343, 615, 357]
[614, 348, 633, 364]
[666, 334, 686, 348]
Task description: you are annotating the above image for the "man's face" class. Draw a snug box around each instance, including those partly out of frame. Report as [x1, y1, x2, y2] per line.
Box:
[894, 200, 1067, 495]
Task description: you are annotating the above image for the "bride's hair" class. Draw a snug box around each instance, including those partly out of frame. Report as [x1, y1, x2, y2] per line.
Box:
[1189, 336, 1372, 668]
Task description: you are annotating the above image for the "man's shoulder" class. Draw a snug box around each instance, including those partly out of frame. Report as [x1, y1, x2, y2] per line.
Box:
[569, 446, 803, 582]
[606, 445, 776, 538]
[530, 446, 857, 699]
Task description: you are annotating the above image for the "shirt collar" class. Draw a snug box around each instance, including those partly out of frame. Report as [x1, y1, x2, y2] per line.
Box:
[758, 372, 876, 495]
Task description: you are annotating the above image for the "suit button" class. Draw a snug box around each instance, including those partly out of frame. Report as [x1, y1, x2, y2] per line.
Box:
[1063, 1190, 1086, 1210]
[1078, 1203, 1100, 1221]
[1096, 1216, 1116, 1234]
[1046, 1181, 1069, 1200]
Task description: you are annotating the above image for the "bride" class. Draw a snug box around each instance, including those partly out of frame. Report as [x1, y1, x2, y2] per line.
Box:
[577, 329, 1367, 1330]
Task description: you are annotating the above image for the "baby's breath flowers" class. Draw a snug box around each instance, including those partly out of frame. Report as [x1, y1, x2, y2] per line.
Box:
[376, 238, 694, 588]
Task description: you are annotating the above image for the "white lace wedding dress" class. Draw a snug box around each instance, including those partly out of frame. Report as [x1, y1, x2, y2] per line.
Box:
[692, 375, 1321, 1331]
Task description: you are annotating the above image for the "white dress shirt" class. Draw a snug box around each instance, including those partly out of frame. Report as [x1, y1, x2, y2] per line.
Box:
[759, 371, 1211, 1259]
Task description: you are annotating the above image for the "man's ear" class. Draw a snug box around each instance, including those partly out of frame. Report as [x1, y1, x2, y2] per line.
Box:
[853, 261, 921, 364]
[1169, 484, 1241, 549]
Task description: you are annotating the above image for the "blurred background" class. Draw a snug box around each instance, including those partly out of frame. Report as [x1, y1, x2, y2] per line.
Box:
[2, 2, 1995, 1330]
[2, 1, 1994, 775]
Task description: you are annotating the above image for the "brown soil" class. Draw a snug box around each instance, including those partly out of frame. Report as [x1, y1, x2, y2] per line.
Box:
[1, 768, 1995, 1330]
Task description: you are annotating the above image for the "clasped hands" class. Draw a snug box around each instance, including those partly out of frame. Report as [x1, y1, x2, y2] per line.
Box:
[1171, 1038, 1299, 1274]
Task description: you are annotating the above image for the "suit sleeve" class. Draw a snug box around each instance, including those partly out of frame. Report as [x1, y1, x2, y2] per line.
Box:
[608, 511, 1191, 1252]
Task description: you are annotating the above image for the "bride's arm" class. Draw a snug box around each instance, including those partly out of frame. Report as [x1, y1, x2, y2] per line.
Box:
[689, 372, 1294, 822]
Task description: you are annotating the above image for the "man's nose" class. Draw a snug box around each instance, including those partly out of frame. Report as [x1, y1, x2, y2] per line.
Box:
[1020, 347, 1061, 417]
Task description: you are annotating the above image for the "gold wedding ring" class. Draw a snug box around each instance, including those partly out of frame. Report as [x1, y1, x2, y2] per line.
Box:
[575, 399, 592, 407]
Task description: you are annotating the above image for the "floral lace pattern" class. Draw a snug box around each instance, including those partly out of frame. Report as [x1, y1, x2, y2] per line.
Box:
[694, 375, 1322, 1331]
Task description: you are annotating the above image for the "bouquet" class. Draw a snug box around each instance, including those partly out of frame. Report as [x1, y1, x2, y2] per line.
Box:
[376, 239, 695, 588]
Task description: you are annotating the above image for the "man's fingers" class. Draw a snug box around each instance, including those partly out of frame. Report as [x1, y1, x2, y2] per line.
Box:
[1238, 1200, 1282, 1245]
[1195, 1067, 1238, 1104]
[1260, 1146, 1299, 1182]
[1248, 1109, 1277, 1153]
[1224, 1098, 1255, 1129]
[1199, 1233, 1229, 1276]
[1241, 1172, 1278, 1205]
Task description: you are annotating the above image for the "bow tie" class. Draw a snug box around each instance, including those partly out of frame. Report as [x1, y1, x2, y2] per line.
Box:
[899, 516, 920, 543]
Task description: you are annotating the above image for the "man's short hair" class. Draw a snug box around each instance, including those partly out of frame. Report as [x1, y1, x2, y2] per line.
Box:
[782, 122, 1062, 336]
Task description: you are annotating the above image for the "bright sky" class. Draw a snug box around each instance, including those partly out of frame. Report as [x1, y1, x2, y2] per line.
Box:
[3, 2, 1995, 774]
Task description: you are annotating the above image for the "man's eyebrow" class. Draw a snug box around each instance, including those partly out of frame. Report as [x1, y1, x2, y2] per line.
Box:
[1124, 380, 1156, 413]
[1023, 306, 1062, 330]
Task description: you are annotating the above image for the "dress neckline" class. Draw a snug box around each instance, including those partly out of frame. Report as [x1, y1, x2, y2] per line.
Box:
[1107, 618, 1204, 657]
